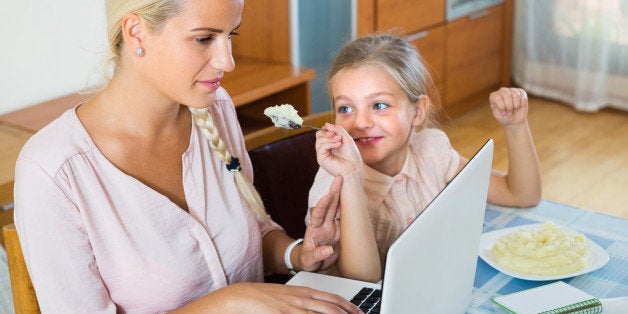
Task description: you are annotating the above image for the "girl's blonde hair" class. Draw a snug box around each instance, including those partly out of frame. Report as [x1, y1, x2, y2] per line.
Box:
[328, 33, 443, 129]
[104, 0, 269, 222]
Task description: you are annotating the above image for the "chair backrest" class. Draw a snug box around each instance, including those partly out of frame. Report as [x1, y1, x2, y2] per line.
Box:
[245, 110, 334, 239]
[2, 223, 39, 313]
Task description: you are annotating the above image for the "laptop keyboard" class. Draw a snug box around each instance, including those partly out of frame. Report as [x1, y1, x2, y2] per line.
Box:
[350, 287, 382, 313]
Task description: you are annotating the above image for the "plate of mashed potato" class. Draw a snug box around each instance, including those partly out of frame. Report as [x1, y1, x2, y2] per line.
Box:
[478, 222, 609, 281]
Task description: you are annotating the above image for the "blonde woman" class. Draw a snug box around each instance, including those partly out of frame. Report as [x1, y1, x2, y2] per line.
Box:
[13, 0, 362, 312]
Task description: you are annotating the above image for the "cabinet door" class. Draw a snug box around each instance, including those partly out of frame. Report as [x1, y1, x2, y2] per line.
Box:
[446, 5, 504, 114]
[408, 25, 446, 107]
[376, 0, 445, 34]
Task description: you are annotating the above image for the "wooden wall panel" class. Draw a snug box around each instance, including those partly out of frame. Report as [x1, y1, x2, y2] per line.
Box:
[233, 0, 291, 63]
[446, 5, 503, 110]
[357, 0, 376, 36]
[376, 0, 445, 35]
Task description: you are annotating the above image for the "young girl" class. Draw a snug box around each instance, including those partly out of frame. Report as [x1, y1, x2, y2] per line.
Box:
[310, 33, 542, 272]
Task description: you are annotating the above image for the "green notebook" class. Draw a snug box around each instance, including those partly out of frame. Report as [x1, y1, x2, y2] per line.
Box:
[491, 281, 603, 314]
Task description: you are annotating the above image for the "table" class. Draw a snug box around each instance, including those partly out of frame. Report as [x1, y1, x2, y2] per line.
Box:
[0, 124, 32, 247]
[468, 200, 628, 313]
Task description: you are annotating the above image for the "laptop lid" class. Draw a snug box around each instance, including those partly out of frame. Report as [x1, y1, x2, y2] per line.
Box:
[288, 139, 494, 313]
[379, 138, 493, 313]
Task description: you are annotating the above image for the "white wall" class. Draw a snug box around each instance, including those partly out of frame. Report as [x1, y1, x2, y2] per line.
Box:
[0, 1, 107, 114]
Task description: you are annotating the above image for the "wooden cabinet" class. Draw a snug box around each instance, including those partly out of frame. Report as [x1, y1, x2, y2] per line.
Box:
[376, 0, 445, 34]
[357, 0, 513, 117]
[409, 25, 447, 106]
[445, 5, 504, 116]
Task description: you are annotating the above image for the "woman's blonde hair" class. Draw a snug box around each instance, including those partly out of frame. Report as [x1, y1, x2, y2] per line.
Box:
[105, 0, 184, 75]
[104, 0, 269, 223]
[189, 108, 269, 223]
[328, 33, 443, 129]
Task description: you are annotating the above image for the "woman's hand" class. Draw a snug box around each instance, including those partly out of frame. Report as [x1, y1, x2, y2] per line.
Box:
[172, 282, 362, 313]
[298, 176, 343, 272]
[489, 87, 529, 126]
[316, 123, 363, 177]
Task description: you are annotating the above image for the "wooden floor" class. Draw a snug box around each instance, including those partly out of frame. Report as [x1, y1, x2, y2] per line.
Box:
[443, 97, 628, 219]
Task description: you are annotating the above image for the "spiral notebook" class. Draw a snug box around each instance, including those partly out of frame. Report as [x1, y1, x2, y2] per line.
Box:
[491, 281, 603, 314]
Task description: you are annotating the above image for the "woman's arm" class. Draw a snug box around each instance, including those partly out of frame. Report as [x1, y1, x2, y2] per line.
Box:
[170, 282, 361, 313]
[483, 87, 542, 207]
[14, 157, 118, 312]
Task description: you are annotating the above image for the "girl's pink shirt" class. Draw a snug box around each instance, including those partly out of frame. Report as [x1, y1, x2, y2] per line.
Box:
[13, 88, 281, 313]
[309, 128, 460, 263]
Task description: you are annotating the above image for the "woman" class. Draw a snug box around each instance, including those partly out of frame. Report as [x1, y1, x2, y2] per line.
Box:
[13, 0, 361, 312]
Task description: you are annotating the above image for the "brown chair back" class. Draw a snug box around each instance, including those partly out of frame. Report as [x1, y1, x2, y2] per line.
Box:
[3, 223, 40, 313]
[245, 110, 334, 239]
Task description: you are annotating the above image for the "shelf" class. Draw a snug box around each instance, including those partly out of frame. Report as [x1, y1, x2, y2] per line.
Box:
[0, 93, 91, 133]
[224, 59, 315, 134]
[0, 59, 314, 136]
[223, 59, 314, 108]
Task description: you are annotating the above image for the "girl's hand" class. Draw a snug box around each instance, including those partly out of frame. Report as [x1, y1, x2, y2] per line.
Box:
[299, 176, 342, 272]
[173, 282, 362, 313]
[489, 87, 529, 126]
[315, 123, 363, 177]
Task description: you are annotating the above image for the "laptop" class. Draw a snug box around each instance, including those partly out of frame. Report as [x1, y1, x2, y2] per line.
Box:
[287, 139, 494, 313]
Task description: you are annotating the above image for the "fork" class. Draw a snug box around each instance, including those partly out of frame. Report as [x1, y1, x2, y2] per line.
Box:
[288, 120, 323, 131]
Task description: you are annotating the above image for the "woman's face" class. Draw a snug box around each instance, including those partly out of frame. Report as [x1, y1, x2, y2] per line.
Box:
[139, 0, 243, 108]
[331, 64, 426, 176]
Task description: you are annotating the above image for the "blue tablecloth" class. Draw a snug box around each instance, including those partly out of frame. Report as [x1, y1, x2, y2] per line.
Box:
[468, 200, 628, 313]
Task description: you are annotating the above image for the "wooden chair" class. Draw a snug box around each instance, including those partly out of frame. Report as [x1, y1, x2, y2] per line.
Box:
[2, 223, 39, 313]
[245, 111, 333, 283]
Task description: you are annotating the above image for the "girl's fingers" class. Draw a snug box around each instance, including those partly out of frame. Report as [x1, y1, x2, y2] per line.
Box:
[324, 176, 342, 224]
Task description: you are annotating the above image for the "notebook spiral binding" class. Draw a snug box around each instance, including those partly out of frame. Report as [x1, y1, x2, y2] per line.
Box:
[539, 298, 603, 314]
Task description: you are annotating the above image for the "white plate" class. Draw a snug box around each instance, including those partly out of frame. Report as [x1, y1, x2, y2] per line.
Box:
[478, 223, 609, 281]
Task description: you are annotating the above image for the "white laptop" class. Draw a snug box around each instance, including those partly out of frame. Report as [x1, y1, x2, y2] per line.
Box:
[287, 139, 494, 313]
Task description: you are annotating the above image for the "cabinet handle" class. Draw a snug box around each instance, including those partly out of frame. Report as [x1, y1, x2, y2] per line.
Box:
[407, 31, 428, 42]
[468, 9, 489, 20]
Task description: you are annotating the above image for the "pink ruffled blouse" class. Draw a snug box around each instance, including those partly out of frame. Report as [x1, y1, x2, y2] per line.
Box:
[308, 128, 460, 264]
[14, 88, 281, 313]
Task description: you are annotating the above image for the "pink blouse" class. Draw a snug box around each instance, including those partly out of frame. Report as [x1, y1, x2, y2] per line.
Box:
[308, 128, 460, 264]
[13, 88, 282, 313]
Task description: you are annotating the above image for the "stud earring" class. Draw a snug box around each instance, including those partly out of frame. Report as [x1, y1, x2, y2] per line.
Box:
[135, 47, 144, 56]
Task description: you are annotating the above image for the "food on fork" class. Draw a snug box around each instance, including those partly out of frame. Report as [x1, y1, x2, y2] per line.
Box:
[263, 104, 304, 129]
[491, 221, 589, 276]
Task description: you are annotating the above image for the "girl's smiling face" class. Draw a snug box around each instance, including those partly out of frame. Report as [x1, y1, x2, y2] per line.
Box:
[331, 64, 428, 176]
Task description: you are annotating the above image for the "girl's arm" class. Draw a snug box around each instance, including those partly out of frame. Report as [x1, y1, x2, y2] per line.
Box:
[477, 87, 542, 207]
[314, 123, 381, 282]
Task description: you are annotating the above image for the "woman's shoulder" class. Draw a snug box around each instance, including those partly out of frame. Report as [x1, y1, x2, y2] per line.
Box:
[18, 107, 94, 174]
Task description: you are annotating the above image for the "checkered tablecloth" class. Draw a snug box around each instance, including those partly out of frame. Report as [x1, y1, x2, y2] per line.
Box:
[468, 200, 628, 313]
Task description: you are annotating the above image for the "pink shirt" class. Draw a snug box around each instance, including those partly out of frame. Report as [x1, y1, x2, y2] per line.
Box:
[308, 129, 460, 264]
[13, 88, 281, 313]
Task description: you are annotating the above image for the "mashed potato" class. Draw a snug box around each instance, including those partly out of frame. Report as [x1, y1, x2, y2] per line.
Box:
[491, 221, 589, 276]
[263, 104, 303, 129]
